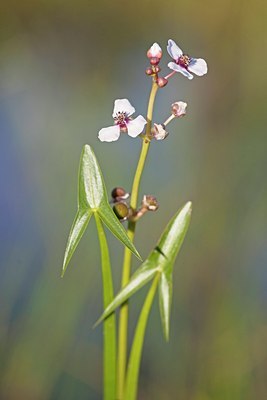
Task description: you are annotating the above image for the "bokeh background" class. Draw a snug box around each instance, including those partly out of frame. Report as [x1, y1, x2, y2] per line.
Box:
[1, 1, 267, 399]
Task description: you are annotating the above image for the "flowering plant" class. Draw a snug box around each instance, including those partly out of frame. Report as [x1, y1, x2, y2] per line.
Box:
[62, 39, 207, 400]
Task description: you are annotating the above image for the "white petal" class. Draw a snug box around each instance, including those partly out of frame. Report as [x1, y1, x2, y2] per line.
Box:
[112, 99, 135, 118]
[127, 115, 147, 138]
[188, 58, 208, 76]
[147, 42, 162, 58]
[167, 39, 183, 60]
[98, 125, 120, 142]
[167, 62, 194, 80]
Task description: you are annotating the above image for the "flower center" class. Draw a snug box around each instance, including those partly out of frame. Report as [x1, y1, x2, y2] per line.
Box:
[177, 54, 191, 69]
[114, 111, 131, 129]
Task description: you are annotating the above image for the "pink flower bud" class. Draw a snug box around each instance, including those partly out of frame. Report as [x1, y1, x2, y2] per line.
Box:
[146, 67, 153, 76]
[149, 57, 160, 66]
[147, 43, 162, 60]
[171, 101, 187, 117]
[156, 77, 168, 88]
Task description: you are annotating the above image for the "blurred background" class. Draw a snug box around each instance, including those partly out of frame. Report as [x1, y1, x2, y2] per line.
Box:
[1, 0, 267, 399]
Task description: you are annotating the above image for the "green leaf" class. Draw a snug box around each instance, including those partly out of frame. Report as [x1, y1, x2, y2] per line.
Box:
[94, 214, 116, 400]
[78, 144, 107, 210]
[98, 202, 192, 325]
[62, 144, 141, 276]
[158, 201, 192, 340]
[124, 275, 159, 400]
[158, 270, 172, 341]
[95, 259, 157, 325]
[62, 210, 93, 277]
[98, 205, 141, 261]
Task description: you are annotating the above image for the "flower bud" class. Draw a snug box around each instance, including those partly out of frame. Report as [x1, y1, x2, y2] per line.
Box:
[111, 187, 130, 201]
[149, 57, 160, 66]
[171, 101, 187, 117]
[156, 77, 168, 88]
[154, 65, 161, 73]
[113, 202, 130, 221]
[142, 195, 159, 211]
[147, 43, 162, 60]
[152, 123, 168, 141]
[146, 67, 153, 76]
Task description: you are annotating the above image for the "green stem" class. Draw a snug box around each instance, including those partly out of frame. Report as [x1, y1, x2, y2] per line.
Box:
[95, 213, 117, 400]
[117, 81, 158, 399]
[124, 274, 160, 400]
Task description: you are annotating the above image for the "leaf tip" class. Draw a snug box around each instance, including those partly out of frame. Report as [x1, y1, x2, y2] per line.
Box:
[83, 143, 91, 152]
[185, 201, 192, 214]
[92, 318, 102, 329]
[135, 250, 143, 262]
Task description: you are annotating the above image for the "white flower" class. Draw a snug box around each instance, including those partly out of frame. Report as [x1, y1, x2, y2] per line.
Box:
[98, 99, 147, 142]
[167, 39, 208, 80]
[171, 101, 187, 117]
[147, 42, 162, 59]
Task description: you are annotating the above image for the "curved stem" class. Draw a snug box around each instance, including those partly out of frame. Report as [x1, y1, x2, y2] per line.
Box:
[117, 81, 158, 399]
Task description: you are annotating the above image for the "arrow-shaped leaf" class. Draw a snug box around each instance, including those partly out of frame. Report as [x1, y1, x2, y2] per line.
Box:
[157, 201, 192, 340]
[97, 202, 192, 328]
[62, 144, 141, 276]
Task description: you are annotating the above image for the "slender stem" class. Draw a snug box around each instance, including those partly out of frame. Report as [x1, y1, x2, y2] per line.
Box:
[163, 114, 175, 126]
[164, 70, 176, 80]
[124, 274, 160, 400]
[95, 213, 117, 400]
[117, 81, 158, 400]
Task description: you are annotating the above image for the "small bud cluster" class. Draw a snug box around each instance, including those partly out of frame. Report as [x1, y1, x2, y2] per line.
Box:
[146, 43, 163, 82]
[146, 43, 168, 87]
[111, 188, 159, 222]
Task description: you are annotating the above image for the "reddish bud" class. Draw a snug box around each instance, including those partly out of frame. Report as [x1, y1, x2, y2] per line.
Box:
[156, 77, 168, 88]
[111, 187, 129, 201]
[153, 65, 161, 73]
[146, 67, 153, 76]
[147, 43, 162, 60]
[150, 57, 160, 66]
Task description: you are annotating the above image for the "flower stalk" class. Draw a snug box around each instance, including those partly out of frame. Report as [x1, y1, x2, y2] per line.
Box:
[117, 80, 158, 399]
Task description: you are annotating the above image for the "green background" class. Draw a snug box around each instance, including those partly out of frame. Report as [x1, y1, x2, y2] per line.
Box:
[1, 1, 267, 399]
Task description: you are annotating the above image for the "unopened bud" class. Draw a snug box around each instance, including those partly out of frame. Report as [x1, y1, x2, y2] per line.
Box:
[171, 101, 187, 117]
[152, 123, 168, 141]
[153, 65, 161, 73]
[146, 67, 153, 76]
[147, 43, 162, 60]
[150, 57, 160, 66]
[111, 187, 130, 201]
[156, 77, 168, 88]
[113, 202, 130, 221]
[142, 195, 159, 211]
